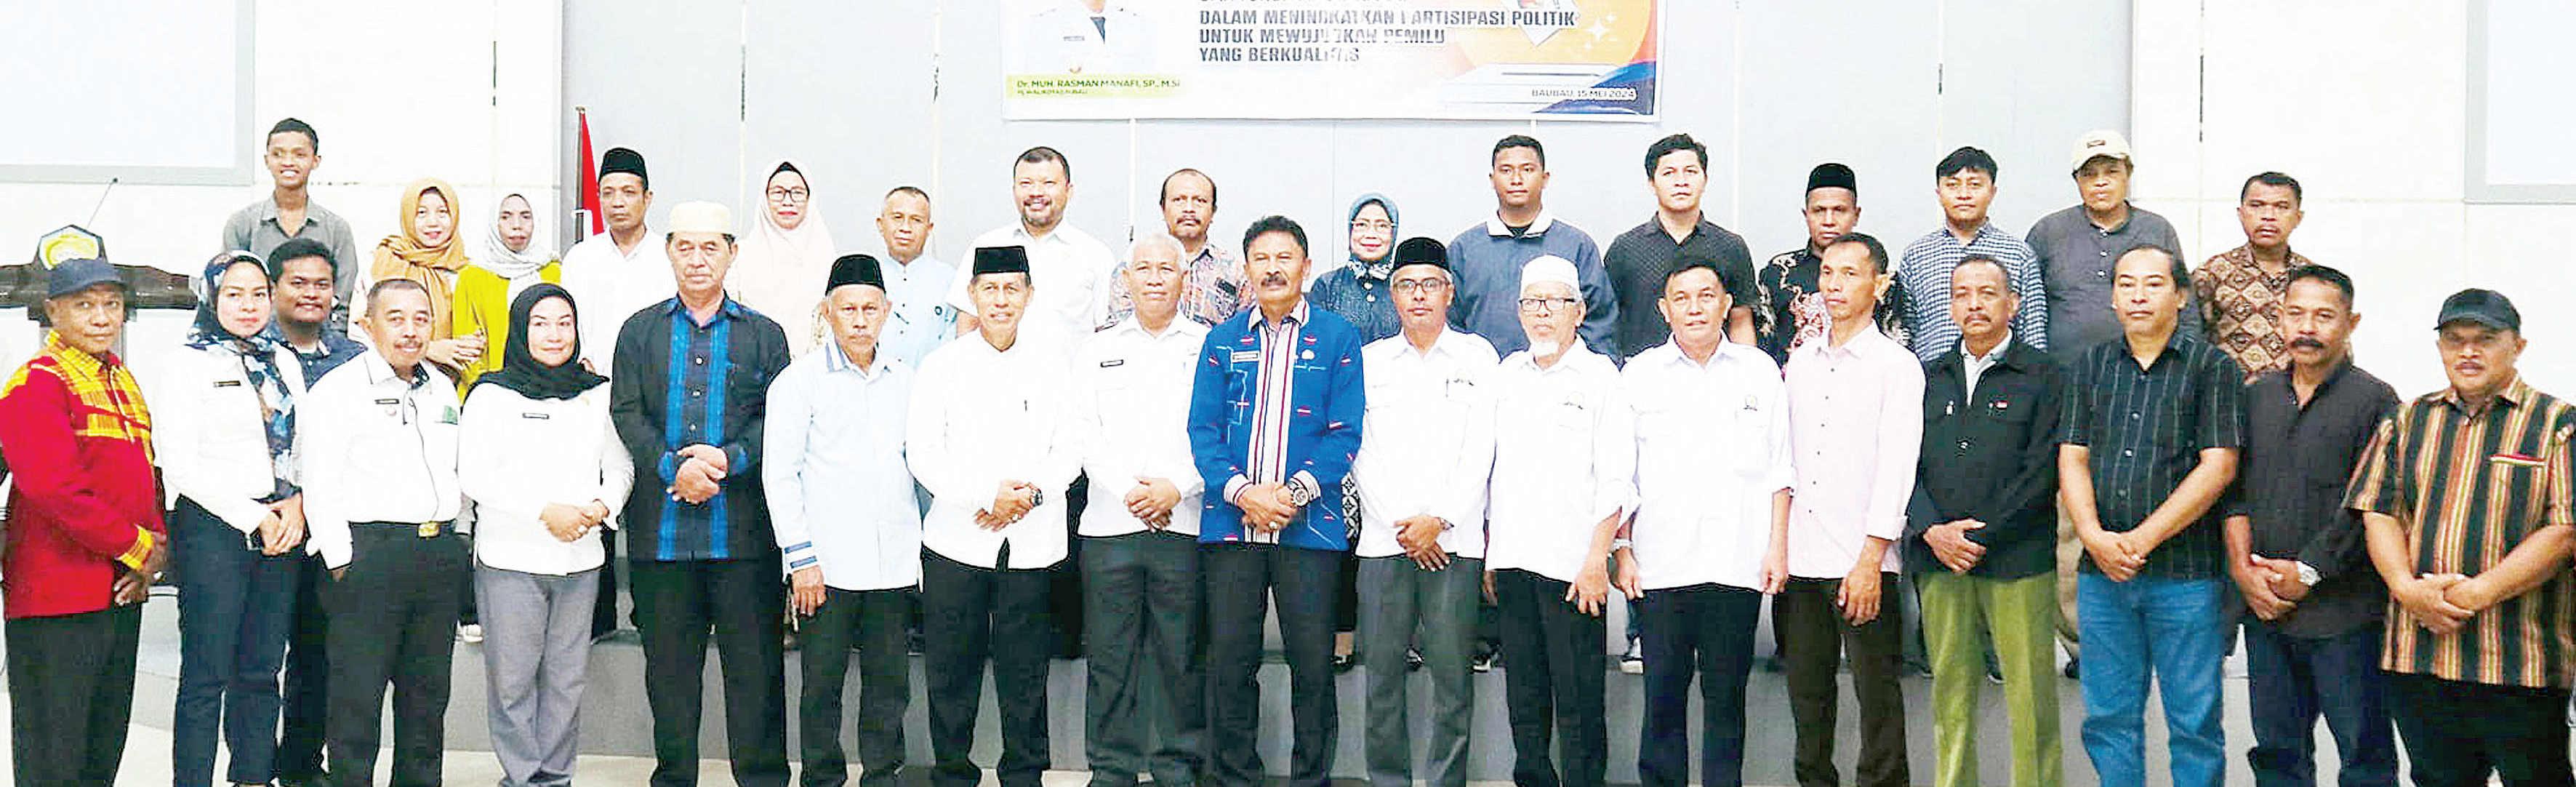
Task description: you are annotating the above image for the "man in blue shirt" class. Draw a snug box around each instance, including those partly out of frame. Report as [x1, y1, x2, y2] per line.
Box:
[1448, 135, 1616, 356]
[1189, 216, 1366, 787]
[609, 201, 795, 787]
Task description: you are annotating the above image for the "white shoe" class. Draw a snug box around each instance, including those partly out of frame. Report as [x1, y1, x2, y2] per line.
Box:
[1619, 638, 1645, 674]
[457, 623, 485, 644]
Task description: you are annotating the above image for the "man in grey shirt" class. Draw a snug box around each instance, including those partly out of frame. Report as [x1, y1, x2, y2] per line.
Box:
[2026, 129, 2196, 357]
[222, 118, 362, 333]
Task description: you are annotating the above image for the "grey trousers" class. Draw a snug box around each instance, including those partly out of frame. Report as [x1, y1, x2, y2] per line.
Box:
[476, 562, 600, 787]
[1356, 554, 1485, 787]
[1080, 530, 1207, 787]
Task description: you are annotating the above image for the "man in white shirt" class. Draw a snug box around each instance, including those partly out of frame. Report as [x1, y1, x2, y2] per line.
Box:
[297, 279, 467, 787]
[874, 186, 956, 370]
[1070, 236, 1211, 787]
[1485, 255, 1632, 787]
[556, 146, 659, 644]
[946, 146, 1114, 350]
[1775, 233, 1924, 787]
[560, 147, 666, 374]
[1618, 260, 1794, 787]
[768, 255, 922, 787]
[908, 245, 1081, 787]
[1351, 238, 1498, 787]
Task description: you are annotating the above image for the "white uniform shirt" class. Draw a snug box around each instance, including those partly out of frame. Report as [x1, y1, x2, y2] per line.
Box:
[1352, 329, 1498, 559]
[457, 383, 633, 576]
[1070, 315, 1210, 538]
[1783, 325, 1925, 578]
[946, 223, 1115, 351]
[1624, 340, 1793, 591]
[768, 342, 921, 590]
[1485, 340, 1633, 582]
[297, 351, 465, 570]
[151, 343, 308, 534]
[879, 254, 958, 370]
[907, 332, 1080, 569]
[558, 228, 670, 373]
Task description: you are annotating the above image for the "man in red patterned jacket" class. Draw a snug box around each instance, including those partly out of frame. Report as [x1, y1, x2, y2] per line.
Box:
[0, 255, 167, 787]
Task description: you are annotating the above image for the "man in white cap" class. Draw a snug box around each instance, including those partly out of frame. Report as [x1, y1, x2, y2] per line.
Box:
[1484, 254, 1632, 787]
[608, 200, 796, 787]
[2026, 129, 2191, 359]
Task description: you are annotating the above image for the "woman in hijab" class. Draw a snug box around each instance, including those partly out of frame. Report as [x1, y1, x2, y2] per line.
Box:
[364, 177, 484, 376]
[452, 193, 561, 386]
[458, 283, 631, 787]
[729, 160, 837, 355]
[154, 251, 310, 787]
[1308, 193, 1403, 343]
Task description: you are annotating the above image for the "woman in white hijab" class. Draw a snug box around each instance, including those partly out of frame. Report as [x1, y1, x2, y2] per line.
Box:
[454, 193, 560, 385]
[729, 159, 836, 355]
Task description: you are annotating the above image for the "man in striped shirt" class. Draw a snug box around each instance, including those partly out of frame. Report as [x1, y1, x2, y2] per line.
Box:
[2058, 245, 2245, 787]
[2350, 288, 2576, 787]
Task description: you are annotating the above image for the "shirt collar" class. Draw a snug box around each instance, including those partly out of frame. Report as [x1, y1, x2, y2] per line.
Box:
[1108, 312, 1206, 342]
[1485, 210, 1557, 237]
[2438, 373, 2532, 412]
[2090, 204, 2137, 234]
[41, 332, 119, 376]
[1257, 300, 1310, 330]
[360, 349, 433, 391]
[1815, 323, 1893, 359]
[822, 340, 892, 378]
[1961, 331, 2014, 367]
[663, 295, 748, 324]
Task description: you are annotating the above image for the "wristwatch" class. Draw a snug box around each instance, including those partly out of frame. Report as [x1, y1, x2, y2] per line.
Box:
[1283, 479, 1317, 508]
[1610, 538, 1634, 551]
[1029, 488, 1046, 510]
[2295, 562, 2322, 588]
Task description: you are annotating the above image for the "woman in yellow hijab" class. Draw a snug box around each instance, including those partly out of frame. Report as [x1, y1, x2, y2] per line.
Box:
[365, 178, 484, 375]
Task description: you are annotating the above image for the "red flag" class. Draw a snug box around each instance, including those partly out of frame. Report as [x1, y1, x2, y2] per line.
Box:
[576, 108, 603, 237]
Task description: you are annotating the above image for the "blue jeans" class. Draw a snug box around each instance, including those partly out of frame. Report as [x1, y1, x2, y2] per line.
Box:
[2243, 622, 2398, 787]
[170, 498, 300, 786]
[2078, 573, 2227, 787]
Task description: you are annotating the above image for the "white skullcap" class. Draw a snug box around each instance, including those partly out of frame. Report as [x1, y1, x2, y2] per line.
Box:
[1519, 255, 1578, 294]
[667, 201, 732, 235]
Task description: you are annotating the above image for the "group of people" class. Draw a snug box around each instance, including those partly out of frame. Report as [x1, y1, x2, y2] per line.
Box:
[0, 115, 2566, 787]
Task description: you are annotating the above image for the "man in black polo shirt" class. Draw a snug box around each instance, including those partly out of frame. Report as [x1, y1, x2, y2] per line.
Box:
[2223, 264, 2400, 786]
[609, 201, 795, 787]
[2059, 244, 2246, 787]
[1908, 256, 2063, 787]
[1604, 133, 1754, 359]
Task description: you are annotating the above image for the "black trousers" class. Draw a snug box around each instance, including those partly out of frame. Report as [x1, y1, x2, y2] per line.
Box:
[1637, 583, 1761, 787]
[1081, 531, 1206, 787]
[592, 529, 624, 637]
[1050, 476, 1089, 658]
[278, 552, 332, 783]
[323, 524, 468, 787]
[2388, 671, 2574, 787]
[921, 548, 1055, 787]
[1773, 575, 1910, 787]
[1203, 543, 1341, 787]
[631, 556, 791, 787]
[7, 603, 143, 787]
[1491, 569, 1606, 787]
[799, 586, 913, 787]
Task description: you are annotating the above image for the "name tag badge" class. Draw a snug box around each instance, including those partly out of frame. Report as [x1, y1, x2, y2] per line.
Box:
[376, 398, 405, 423]
[1099, 359, 1126, 368]
[521, 412, 551, 420]
[1230, 350, 1262, 364]
[212, 380, 243, 388]
[1991, 399, 2010, 412]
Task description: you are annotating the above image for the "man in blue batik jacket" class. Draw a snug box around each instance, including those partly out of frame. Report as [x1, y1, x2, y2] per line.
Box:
[1187, 215, 1366, 787]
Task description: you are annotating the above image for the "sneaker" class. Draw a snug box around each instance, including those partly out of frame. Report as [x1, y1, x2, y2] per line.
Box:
[1618, 638, 1645, 675]
[1471, 643, 1498, 674]
[1406, 647, 1424, 671]
[1333, 650, 1362, 674]
[457, 623, 484, 644]
[2062, 655, 2081, 680]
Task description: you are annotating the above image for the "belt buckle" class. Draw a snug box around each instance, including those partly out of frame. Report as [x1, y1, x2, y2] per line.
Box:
[417, 521, 441, 538]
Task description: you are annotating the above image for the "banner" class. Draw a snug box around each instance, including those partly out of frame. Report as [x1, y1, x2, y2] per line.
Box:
[1000, 0, 1661, 121]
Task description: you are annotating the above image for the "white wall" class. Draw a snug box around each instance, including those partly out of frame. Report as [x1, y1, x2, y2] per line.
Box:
[0, 0, 562, 385]
[2132, 0, 2573, 396]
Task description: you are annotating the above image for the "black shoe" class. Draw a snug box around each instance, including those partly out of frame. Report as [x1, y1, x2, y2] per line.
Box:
[907, 630, 926, 657]
[1760, 654, 1784, 674]
[1471, 643, 1499, 673]
[1406, 647, 1424, 671]
[1334, 650, 1361, 674]
[2063, 655, 2081, 679]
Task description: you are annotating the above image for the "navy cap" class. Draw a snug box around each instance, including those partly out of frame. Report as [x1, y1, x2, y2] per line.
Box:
[47, 257, 127, 299]
[2435, 288, 2521, 332]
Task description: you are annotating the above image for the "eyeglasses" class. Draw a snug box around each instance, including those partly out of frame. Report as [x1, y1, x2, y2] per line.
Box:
[767, 187, 811, 204]
[1349, 220, 1394, 233]
[1518, 296, 1580, 313]
[1392, 279, 1450, 294]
